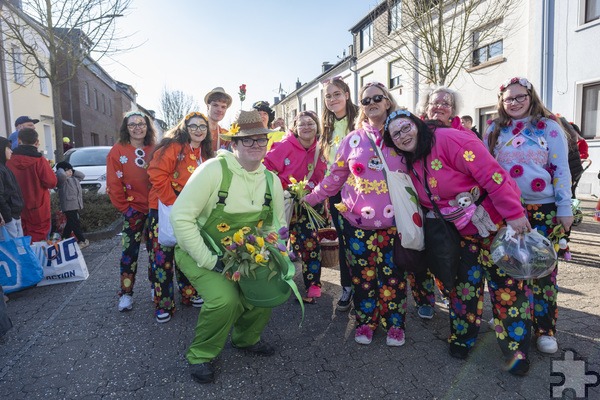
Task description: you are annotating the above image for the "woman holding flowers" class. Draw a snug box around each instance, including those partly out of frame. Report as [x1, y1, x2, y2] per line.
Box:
[485, 77, 572, 356]
[319, 76, 359, 311]
[171, 110, 286, 384]
[305, 82, 409, 347]
[146, 112, 213, 323]
[383, 109, 532, 375]
[264, 111, 328, 303]
[107, 110, 156, 313]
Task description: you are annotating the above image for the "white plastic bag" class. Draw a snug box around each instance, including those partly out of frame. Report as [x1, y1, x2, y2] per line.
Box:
[158, 200, 176, 247]
[33, 237, 89, 286]
[490, 226, 557, 279]
[387, 170, 425, 251]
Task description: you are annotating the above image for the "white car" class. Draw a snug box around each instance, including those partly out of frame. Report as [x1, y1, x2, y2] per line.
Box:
[63, 146, 112, 194]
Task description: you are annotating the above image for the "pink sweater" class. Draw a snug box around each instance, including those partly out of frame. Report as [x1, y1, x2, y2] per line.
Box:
[305, 122, 403, 230]
[407, 127, 525, 235]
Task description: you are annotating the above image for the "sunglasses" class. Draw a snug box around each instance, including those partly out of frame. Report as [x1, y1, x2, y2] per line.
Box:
[322, 75, 343, 85]
[360, 94, 388, 106]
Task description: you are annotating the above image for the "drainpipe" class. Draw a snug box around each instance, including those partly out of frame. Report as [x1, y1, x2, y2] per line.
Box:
[0, 8, 13, 135]
[540, 0, 555, 109]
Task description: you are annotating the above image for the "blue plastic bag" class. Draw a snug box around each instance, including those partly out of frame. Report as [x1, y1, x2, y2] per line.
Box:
[0, 227, 44, 294]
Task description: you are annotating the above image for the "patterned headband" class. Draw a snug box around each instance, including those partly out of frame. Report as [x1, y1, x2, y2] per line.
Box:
[184, 111, 208, 122]
[384, 109, 412, 132]
[499, 77, 532, 93]
[125, 110, 145, 119]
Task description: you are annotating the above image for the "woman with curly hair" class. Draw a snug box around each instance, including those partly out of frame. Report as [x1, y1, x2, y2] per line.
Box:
[146, 112, 214, 323]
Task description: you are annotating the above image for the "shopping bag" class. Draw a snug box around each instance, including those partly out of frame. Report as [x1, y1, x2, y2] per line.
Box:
[387, 170, 425, 250]
[0, 227, 44, 294]
[34, 237, 89, 286]
[158, 200, 176, 246]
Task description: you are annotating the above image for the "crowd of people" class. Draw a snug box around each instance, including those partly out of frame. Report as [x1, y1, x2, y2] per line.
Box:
[1, 77, 592, 382]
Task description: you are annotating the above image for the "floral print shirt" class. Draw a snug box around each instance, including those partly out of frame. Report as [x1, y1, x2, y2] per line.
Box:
[484, 116, 572, 217]
[305, 121, 402, 230]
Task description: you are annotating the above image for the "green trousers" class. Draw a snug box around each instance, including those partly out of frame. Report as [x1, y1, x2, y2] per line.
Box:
[176, 249, 272, 364]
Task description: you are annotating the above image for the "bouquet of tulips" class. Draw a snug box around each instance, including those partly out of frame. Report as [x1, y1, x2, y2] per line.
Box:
[221, 226, 290, 281]
[287, 176, 327, 230]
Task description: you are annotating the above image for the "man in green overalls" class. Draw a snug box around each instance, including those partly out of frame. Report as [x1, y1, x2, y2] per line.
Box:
[171, 110, 287, 384]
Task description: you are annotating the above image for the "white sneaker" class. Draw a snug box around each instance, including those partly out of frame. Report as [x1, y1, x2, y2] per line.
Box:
[118, 294, 133, 312]
[386, 327, 406, 347]
[156, 312, 171, 323]
[191, 296, 204, 308]
[78, 239, 89, 249]
[537, 335, 558, 354]
[151, 288, 155, 302]
[355, 334, 372, 345]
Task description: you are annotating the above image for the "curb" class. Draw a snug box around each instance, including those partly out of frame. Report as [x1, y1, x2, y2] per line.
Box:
[85, 216, 123, 241]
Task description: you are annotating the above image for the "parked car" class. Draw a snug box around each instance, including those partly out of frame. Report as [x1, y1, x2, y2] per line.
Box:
[63, 146, 112, 194]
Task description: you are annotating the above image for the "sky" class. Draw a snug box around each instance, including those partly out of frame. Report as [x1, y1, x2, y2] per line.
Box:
[99, 0, 378, 124]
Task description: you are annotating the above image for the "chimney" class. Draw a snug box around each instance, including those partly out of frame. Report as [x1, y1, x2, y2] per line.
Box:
[295, 79, 301, 90]
[281, 94, 286, 100]
[273, 96, 279, 104]
[322, 62, 333, 73]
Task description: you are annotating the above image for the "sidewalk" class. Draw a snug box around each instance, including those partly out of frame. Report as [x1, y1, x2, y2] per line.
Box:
[1, 200, 599, 399]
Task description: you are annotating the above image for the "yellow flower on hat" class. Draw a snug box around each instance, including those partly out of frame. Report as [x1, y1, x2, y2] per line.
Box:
[228, 123, 240, 136]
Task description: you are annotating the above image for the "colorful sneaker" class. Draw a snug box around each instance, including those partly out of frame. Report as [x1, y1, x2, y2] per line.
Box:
[78, 239, 89, 249]
[354, 325, 373, 345]
[537, 335, 558, 354]
[417, 305, 435, 319]
[336, 286, 353, 312]
[156, 312, 171, 323]
[307, 285, 322, 298]
[386, 327, 405, 347]
[118, 294, 133, 312]
[191, 296, 204, 308]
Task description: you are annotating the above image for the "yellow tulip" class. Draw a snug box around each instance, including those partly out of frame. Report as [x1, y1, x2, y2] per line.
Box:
[256, 237, 265, 247]
[246, 243, 256, 253]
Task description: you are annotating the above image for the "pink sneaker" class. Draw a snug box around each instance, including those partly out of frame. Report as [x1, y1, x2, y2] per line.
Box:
[386, 326, 405, 347]
[355, 325, 373, 345]
[307, 285, 322, 298]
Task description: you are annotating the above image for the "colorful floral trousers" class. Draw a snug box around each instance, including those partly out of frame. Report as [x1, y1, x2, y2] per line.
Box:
[339, 217, 407, 332]
[444, 234, 532, 362]
[329, 192, 352, 287]
[407, 270, 436, 307]
[147, 210, 198, 317]
[525, 203, 560, 337]
[119, 207, 151, 297]
[290, 205, 323, 291]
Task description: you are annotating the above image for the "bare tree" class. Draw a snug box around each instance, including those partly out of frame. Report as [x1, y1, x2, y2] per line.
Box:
[0, 0, 132, 160]
[158, 88, 200, 130]
[374, 0, 520, 87]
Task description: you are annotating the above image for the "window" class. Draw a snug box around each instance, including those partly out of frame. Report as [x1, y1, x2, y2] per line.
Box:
[472, 38, 503, 66]
[108, 98, 112, 116]
[314, 97, 318, 113]
[389, 60, 402, 88]
[581, 82, 600, 139]
[586, 0, 600, 23]
[102, 93, 106, 113]
[360, 23, 373, 52]
[12, 47, 24, 84]
[84, 82, 89, 105]
[91, 132, 99, 146]
[39, 68, 49, 95]
[477, 106, 498, 135]
[389, 1, 401, 33]
[94, 89, 98, 110]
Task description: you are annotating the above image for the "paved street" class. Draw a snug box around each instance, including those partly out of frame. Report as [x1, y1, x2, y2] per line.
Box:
[1, 199, 599, 399]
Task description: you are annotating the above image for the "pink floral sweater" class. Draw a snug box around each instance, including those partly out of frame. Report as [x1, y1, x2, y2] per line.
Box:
[406, 127, 525, 236]
[263, 131, 327, 190]
[305, 122, 402, 230]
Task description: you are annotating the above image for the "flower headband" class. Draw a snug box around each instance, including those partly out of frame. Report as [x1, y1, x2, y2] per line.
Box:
[184, 111, 208, 122]
[125, 110, 145, 119]
[384, 109, 412, 132]
[499, 77, 532, 93]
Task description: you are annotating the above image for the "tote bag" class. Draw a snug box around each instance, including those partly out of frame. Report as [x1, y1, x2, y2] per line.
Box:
[32, 237, 89, 286]
[0, 227, 44, 293]
[158, 200, 177, 247]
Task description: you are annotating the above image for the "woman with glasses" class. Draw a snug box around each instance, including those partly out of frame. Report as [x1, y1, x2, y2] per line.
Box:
[382, 109, 532, 375]
[146, 112, 214, 323]
[107, 110, 156, 312]
[305, 82, 410, 346]
[418, 86, 465, 130]
[319, 76, 359, 311]
[264, 111, 327, 304]
[485, 77, 572, 356]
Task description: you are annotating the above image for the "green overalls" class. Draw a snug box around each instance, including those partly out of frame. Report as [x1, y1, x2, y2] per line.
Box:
[175, 158, 279, 364]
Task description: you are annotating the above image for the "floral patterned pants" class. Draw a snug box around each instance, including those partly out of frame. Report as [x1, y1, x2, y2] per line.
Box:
[339, 217, 407, 332]
[147, 210, 198, 316]
[525, 203, 560, 337]
[290, 205, 323, 291]
[446, 234, 532, 362]
[407, 270, 436, 307]
[119, 207, 151, 296]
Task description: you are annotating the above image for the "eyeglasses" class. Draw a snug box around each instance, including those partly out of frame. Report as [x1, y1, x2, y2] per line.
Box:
[502, 94, 529, 105]
[240, 138, 268, 147]
[187, 124, 208, 132]
[360, 94, 388, 106]
[428, 102, 452, 109]
[297, 122, 316, 129]
[390, 123, 413, 139]
[325, 91, 344, 101]
[127, 123, 147, 129]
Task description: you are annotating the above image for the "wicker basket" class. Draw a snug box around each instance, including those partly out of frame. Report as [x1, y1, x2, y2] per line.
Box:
[318, 228, 339, 269]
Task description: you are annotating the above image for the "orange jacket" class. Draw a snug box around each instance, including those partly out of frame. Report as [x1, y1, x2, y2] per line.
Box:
[147, 143, 205, 209]
[106, 143, 154, 214]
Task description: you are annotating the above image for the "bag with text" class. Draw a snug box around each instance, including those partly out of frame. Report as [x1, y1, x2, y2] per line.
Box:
[33, 237, 90, 286]
[0, 227, 44, 294]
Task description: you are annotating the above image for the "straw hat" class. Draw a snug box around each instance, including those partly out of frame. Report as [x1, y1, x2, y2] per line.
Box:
[204, 87, 232, 107]
[219, 110, 272, 140]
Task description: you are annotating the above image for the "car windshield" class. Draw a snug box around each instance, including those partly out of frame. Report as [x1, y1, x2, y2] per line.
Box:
[65, 148, 110, 167]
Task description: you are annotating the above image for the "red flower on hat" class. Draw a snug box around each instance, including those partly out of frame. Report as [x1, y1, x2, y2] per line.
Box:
[239, 84, 246, 102]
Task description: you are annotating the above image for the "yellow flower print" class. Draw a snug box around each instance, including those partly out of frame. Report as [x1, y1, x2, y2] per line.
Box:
[431, 159, 443, 171]
[334, 203, 348, 212]
[336, 160, 345, 167]
[428, 177, 438, 188]
[492, 172, 503, 184]
[190, 154, 197, 161]
[126, 196, 134, 202]
[463, 150, 475, 162]
[333, 136, 341, 145]
[221, 236, 232, 246]
[217, 222, 230, 232]
[187, 166, 195, 174]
